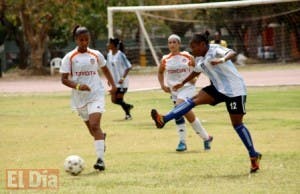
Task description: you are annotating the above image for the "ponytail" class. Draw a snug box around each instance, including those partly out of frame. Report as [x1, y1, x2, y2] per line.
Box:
[109, 38, 125, 52]
[118, 41, 124, 52]
[72, 25, 80, 40]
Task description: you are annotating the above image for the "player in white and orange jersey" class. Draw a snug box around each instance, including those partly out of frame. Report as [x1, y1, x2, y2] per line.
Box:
[60, 26, 117, 171]
[157, 34, 213, 152]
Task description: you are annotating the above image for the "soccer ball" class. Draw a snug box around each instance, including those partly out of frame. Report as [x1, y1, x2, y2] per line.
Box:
[64, 155, 85, 176]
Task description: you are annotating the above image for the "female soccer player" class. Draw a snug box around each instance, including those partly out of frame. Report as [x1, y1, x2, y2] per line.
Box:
[158, 34, 213, 151]
[106, 38, 134, 120]
[151, 32, 262, 173]
[60, 26, 117, 171]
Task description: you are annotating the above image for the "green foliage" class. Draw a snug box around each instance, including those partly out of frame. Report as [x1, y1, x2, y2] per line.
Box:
[0, 86, 300, 193]
[1, 0, 299, 72]
[0, 25, 6, 44]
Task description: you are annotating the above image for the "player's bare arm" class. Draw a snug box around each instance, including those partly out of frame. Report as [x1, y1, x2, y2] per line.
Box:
[119, 67, 132, 84]
[61, 73, 91, 91]
[158, 63, 171, 93]
[101, 66, 117, 94]
[211, 50, 236, 65]
[173, 71, 200, 91]
[188, 56, 198, 85]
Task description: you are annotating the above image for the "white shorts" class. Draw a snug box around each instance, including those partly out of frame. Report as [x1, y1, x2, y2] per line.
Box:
[77, 98, 105, 121]
[171, 85, 196, 102]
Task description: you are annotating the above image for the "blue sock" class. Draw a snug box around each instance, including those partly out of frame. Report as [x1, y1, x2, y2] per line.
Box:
[234, 124, 257, 157]
[164, 98, 195, 123]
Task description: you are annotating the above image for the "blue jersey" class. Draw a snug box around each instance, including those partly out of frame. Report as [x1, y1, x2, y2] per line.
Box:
[106, 50, 132, 88]
[194, 44, 246, 97]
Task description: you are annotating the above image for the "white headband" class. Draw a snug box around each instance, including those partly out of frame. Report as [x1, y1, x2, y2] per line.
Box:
[168, 34, 181, 43]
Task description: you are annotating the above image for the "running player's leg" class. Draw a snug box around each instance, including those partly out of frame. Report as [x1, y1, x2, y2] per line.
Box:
[181, 104, 212, 150]
[182, 108, 209, 139]
[83, 99, 106, 171]
[88, 112, 106, 171]
[114, 88, 133, 119]
[84, 121, 94, 137]
[175, 116, 187, 151]
[176, 86, 213, 150]
[227, 96, 261, 173]
[151, 89, 214, 128]
[171, 97, 187, 152]
[120, 90, 134, 120]
[175, 93, 210, 140]
[78, 107, 95, 137]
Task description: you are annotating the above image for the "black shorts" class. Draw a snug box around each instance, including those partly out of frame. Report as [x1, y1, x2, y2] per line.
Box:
[202, 85, 246, 114]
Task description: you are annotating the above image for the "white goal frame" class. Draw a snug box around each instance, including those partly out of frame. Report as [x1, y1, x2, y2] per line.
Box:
[107, 0, 299, 66]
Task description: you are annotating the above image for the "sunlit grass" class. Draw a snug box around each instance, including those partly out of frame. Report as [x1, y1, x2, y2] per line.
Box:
[0, 86, 299, 193]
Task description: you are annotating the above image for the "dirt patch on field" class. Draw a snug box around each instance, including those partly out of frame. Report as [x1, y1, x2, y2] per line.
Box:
[0, 67, 299, 93]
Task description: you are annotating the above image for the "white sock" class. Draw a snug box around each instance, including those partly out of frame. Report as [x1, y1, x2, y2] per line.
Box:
[190, 118, 209, 140]
[176, 123, 186, 142]
[94, 140, 105, 160]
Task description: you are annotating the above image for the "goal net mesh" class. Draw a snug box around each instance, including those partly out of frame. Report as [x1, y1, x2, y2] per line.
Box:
[110, 1, 300, 66]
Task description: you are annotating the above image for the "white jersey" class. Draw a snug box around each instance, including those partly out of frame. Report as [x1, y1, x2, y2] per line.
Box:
[194, 44, 246, 97]
[60, 47, 106, 109]
[161, 51, 194, 91]
[106, 50, 132, 88]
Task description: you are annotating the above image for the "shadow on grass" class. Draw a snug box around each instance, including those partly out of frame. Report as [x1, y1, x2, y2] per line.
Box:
[80, 170, 105, 177]
[166, 150, 208, 154]
[196, 172, 252, 180]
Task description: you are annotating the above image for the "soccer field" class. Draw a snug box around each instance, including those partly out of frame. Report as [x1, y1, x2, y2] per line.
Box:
[1, 86, 300, 193]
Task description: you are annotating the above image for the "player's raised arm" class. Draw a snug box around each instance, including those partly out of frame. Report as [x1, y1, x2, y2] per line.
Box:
[211, 48, 236, 66]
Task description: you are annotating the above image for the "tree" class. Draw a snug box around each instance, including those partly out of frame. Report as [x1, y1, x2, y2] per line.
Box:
[0, 0, 29, 69]
[1, 0, 140, 74]
[19, 1, 55, 74]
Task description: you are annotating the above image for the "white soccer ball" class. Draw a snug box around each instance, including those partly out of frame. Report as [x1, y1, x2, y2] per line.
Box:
[64, 155, 85, 176]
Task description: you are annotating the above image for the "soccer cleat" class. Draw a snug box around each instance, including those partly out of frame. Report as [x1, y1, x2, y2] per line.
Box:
[125, 114, 132, 120]
[176, 141, 187, 152]
[94, 158, 105, 171]
[204, 136, 213, 150]
[151, 109, 165, 128]
[250, 152, 262, 173]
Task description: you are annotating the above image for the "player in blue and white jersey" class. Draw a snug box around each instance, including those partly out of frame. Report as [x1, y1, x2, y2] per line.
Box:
[107, 38, 134, 120]
[151, 32, 262, 173]
[60, 26, 117, 171]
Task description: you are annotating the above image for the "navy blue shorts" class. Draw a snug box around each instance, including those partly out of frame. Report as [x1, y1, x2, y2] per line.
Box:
[202, 85, 246, 114]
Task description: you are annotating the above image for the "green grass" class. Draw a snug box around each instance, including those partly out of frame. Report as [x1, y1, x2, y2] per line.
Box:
[1, 86, 300, 194]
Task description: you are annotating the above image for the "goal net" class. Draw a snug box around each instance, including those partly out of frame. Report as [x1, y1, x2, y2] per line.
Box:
[107, 0, 300, 66]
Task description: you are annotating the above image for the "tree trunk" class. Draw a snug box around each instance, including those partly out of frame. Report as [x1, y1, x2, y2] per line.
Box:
[19, 2, 52, 75]
[27, 37, 48, 75]
[15, 31, 29, 69]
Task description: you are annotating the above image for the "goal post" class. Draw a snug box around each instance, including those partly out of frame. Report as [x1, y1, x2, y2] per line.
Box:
[107, 0, 300, 66]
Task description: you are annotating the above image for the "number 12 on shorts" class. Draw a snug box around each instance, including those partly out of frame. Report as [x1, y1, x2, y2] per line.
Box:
[230, 102, 237, 110]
